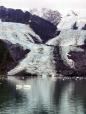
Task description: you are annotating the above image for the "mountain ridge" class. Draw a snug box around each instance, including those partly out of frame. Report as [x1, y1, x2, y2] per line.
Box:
[0, 6, 60, 42]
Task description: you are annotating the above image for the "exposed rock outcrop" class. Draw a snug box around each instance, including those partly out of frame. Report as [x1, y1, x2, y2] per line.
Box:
[29, 15, 58, 42]
[30, 8, 61, 26]
[0, 40, 13, 75]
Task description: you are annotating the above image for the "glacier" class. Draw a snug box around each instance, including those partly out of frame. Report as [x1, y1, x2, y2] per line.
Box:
[0, 11, 86, 76]
[0, 21, 57, 76]
[46, 12, 86, 75]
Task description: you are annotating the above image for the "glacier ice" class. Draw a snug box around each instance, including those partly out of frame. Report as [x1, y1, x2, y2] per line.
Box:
[47, 11, 86, 75]
[8, 45, 57, 76]
[1, 11, 86, 76]
[0, 21, 57, 76]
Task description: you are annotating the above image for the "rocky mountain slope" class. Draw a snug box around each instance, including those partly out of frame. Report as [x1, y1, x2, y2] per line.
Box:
[30, 8, 61, 26]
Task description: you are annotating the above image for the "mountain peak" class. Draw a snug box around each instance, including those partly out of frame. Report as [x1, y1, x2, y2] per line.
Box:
[58, 11, 78, 30]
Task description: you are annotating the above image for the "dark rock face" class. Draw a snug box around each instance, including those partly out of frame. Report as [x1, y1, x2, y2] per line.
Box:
[6, 42, 30, 71]
[29, 15, 57, 42]
[82, 24, 86, 30]
[0, 40, 30, 74]
[68, 42, 86, 76]
[0, 6, 59, 43]
[72, 22, 78, 30]
[5, 41, 30, 62]
[0, 6, 31, 24]
[0, 40, 13, 74]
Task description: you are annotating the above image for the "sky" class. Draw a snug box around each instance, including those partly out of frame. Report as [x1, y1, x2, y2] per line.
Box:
[0, 0, 86, 16]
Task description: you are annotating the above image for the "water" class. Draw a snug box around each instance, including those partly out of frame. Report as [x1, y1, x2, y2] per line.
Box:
[0, 76, 86, 114]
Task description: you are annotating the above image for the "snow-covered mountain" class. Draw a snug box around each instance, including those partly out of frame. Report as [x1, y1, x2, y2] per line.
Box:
[57, 11, 86, 30]
[57, 11, 78, 30]
[30, 8, 61, 26]
[0, 10, 86, 76]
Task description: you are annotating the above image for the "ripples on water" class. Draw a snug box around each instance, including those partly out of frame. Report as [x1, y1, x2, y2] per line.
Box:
[0, 76, 86, 114]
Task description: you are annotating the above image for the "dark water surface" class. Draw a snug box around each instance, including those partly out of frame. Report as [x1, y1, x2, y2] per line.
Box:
[0, 76, 86, 114]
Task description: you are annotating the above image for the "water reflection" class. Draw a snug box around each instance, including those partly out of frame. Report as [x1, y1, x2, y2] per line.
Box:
[0, 77, 86, 114]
